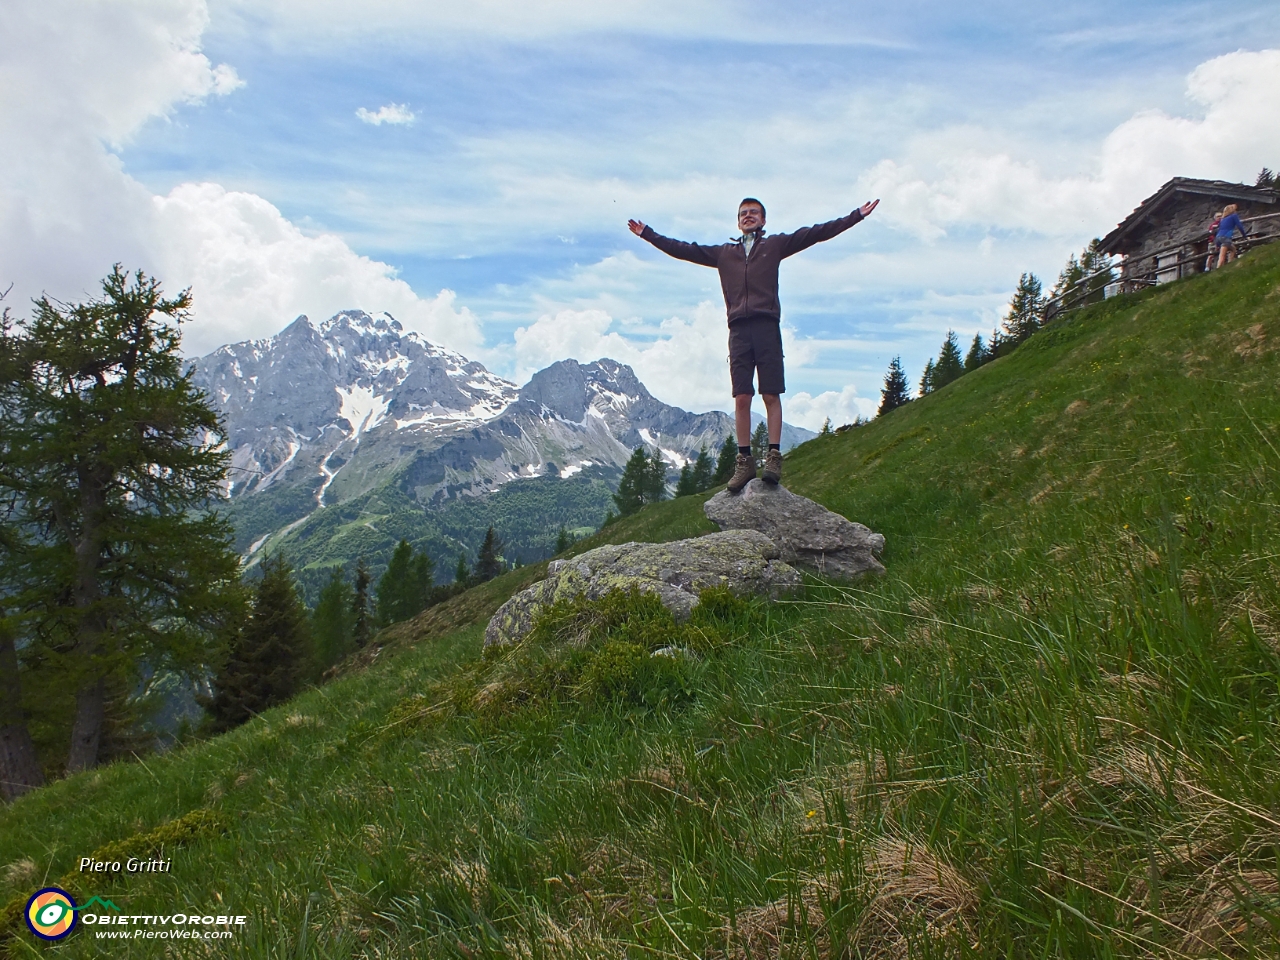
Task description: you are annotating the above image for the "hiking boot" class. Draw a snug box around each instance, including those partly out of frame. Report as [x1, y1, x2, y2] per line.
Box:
[762, 448, 782, 485]
[726, 453, 756, 493]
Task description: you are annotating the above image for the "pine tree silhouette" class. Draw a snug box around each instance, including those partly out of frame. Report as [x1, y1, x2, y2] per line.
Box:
[932, 330, 964, 390]
[878, 357, 911, 416]
[714, 435, 737, 484]
[474, 526, 505, 582]
[352, 557, 374, 649]
[206, 555, 311, 733]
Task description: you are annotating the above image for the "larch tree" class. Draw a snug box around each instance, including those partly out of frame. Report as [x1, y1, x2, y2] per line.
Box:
[750, 421, 769, 468]
[205, 554, 310, 733]
[932, 330, 965, 390]
[690, 445, 714, 492]
[644, 451, 668, 504]
[311, 566, 354, 673]
[1003, 272, 1045, 344]
[878, 357, 911, 416]
[964, 333, 989, 372]
[614, 447, 649, 516]
[376, 540, 434, 626]
[918, 359, 936, 397]
[675, 462, 698, 497]
[352, 557, 374, 648]
[0, 267, 241, 777]
[474, 526, 505, 582]
[714, 435, 737, 484]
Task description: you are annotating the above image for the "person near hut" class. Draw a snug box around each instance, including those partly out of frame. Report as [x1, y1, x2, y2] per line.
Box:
[628, 197, 879, 492]
[1216, 203, 1248, 268]
[1205, 209, 1224, 271]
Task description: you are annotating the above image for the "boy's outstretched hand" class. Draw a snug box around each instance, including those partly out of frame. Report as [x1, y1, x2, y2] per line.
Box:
[627, 219, 646, 236]
[860, 199, 879, 217]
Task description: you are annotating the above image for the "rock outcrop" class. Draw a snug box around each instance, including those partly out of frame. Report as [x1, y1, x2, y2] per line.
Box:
[484, 530, 801, 648]
[704, 479, 885, 579]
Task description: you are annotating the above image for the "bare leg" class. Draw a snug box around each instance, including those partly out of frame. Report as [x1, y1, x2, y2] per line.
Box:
[762, 394, 782, 445]
[735, 393, 753, 446]
[1218, 244, 1228, 268]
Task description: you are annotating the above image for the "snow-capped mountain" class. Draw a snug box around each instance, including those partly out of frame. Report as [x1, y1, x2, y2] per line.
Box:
[190, 310, 813, 562]
[193, 310, 517, 504]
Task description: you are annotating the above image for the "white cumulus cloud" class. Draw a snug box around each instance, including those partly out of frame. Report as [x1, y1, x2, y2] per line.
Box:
[152, 183, 483, 355]
[355, 103, 416, 126]
[859, 49, 1280, 243]
[0, 0, 479, 360]
[783, 386, 876, 432]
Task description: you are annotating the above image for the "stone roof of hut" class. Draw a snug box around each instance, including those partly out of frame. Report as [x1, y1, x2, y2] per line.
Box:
[1099, 177, 1277, 255]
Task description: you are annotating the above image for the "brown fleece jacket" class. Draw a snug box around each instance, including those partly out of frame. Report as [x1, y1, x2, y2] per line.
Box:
[640, 209, 865, 325]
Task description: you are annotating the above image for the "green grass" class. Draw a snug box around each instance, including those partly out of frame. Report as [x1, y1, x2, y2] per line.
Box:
[5, 247, 1280, 957]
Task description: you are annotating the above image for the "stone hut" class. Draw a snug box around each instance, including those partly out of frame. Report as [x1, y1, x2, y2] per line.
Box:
[1099, 177, 1277, 289]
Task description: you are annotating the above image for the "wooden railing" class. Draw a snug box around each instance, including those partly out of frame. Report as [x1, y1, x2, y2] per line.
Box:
[1043, 210, 1280, 321]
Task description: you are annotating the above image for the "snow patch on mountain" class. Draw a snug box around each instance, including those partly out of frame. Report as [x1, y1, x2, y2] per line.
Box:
[336, 384, 391, 436]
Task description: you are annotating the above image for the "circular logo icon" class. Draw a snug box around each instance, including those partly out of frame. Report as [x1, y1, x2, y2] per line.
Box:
[25, 887, 77, 941]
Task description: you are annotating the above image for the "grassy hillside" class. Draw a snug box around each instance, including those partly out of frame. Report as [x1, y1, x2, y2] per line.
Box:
[5, 246, 1280, 957]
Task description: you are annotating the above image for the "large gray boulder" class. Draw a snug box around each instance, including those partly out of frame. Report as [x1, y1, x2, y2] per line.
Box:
[484, 530, 801, 648]
[704, 479, 885, 579]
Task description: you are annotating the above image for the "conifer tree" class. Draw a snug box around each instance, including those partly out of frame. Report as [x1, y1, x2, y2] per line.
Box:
[453, 553, 470, 586]
[411, 551, 434, 604]
[352, 557, 374, 648]
[675, 462, 697, 497]
[750, 421, 769, 467]
[932, 330, 964, 390]
[311, 566, 355, 674]
[964, 333, 988, 372]
[820, 417, 832, 436]
[919, 359, 935, 396]
[0, 266, 241, 773]
[614, 446, 649, 516]
[555, 526, 572, 554]
[714, 434, 737, 483]
[206, 555, 311, 733]
[1003, 272, 1045, 344]
[691, 445, 714, 492]
[1079, 239, 1115, 291]
[645, 451, 668, 503]
[878, 357, 911, 416]
[475, 526, 505, 582]
[376, 540, 433, 626]
[1257, 168, 1275, 188]
[1051, 253, 1082, 302]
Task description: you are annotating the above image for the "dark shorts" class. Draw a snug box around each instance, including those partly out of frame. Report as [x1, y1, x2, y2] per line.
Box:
[728, 316, 785, 397]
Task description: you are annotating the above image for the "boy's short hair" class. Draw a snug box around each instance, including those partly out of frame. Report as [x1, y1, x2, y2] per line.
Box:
[739, 197, 766, 218]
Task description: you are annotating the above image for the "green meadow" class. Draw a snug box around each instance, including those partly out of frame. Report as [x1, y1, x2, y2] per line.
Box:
[4, 245, 1280, 957]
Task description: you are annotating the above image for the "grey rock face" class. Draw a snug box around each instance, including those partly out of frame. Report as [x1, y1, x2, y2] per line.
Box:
[704, 480, 885, 579]
[484, 530, 801, 647]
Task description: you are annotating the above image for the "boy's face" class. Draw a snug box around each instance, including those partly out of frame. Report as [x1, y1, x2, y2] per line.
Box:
[738, 203, 765, 233]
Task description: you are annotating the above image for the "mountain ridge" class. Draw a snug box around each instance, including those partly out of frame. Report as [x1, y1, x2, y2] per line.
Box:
[189, 309, 813, 582]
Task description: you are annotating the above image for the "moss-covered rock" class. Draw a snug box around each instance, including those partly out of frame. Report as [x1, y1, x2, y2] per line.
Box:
[484, 530, 799, 647]
[704, 479, 885, 579]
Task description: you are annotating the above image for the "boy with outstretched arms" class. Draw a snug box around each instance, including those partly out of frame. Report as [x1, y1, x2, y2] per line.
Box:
[629, 197, 878, 491]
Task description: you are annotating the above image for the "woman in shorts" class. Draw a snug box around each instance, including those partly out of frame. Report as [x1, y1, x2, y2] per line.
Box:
[1216, 204, 1247, 268]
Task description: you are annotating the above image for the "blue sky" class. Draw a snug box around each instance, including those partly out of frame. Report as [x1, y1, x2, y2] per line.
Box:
[4, 1, 1280, 425]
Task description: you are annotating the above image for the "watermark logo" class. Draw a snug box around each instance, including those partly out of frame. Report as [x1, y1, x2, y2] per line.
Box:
[25, 887, 77, 941]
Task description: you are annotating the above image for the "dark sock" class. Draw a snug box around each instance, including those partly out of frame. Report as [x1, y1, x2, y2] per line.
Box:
[738, 446, 751, 456]
[768, 443, 780, 451]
